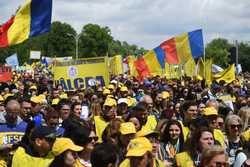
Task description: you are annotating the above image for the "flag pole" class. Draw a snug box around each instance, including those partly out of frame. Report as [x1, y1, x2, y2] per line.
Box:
[203, 30, 206, 82]
[169, 64, 172, 79]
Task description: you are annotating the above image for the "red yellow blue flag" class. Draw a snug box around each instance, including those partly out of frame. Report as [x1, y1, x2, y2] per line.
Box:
[0, 0, 52, 48]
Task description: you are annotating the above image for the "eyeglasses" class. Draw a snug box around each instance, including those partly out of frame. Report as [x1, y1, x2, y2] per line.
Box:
[230, 124, 242, 129]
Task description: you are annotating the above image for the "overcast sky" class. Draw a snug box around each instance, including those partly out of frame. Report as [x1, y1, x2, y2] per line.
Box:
[1, 0, 250, 49]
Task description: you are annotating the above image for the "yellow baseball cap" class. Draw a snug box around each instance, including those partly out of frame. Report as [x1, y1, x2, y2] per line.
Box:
[0, 95, 4, 102]
[136, 129, 159, 138]
[59, 93, 68, 99]
[52, 98, 60, 105]
[52, 137, 83, 156]
[4, 93, 14, 100]
[126, 137, 152, 157]
[202, 107, 218, 116]
[197, 75, 203, 81]
[108, 84, 115, 90]
[162, 91, 170, 99]
[120, 86, 128, 92]
[30, 96, 41, 104]
[29, 85, 37, 90]
[104, 98, 117, 107]
[103, 89, 111, 95]
[120, 122, 136, 135]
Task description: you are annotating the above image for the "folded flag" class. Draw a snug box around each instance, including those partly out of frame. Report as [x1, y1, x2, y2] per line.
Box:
[0, 0, 52, 48]
[159, 29, 204, 64]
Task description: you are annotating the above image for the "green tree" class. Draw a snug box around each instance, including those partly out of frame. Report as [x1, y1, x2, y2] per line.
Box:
[205, 38, 233, 68]
[47, 21, 76, 58]
[79, 24, 113, 58]
[238, 42, 250, 72]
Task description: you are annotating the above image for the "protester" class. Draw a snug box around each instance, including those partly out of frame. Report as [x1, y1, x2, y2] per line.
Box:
[199, 145, 229, 167]
[159, 120, 184, 165]
[91, 143, 118, 167]
[50, 137, 83, 167]
[0, 62, 248, 167]
[11, 126, 57, 166]
[225, 114, 244, 165]
[175, 127, 215, 167]
[119, 137, 164, 167]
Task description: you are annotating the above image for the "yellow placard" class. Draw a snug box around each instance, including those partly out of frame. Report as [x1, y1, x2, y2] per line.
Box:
[53, 57, 109, 91]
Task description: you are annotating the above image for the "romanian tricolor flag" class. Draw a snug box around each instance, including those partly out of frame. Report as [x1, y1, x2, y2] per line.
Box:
[134, 29, 204, 79]
[134, 48, 165, 79]
[0, 0, 52, 48]
[160, 29, 204, 64]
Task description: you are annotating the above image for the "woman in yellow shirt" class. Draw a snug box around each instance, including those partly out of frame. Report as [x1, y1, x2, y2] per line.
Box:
[175, 127, 215, 167]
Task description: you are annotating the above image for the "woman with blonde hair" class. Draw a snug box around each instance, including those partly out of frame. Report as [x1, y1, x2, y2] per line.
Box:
[238, 106, 250, 132]
[199, 145, 229, 167]
[225, 114, 244, 166]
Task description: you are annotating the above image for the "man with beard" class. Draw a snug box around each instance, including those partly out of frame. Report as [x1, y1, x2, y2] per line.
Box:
[131, 102, 157, 133]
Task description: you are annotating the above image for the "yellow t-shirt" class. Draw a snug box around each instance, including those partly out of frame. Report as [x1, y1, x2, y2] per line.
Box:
[94, 116, 109, 143]
[140, 115, 157, 132]
[213, 129, 225, 147]
[12, 147, 54, 167]
[119, 158, 164, 167]
[175, 152, 195, 167]
[178, 121, 190, 142]
[242, 129, 250, 142]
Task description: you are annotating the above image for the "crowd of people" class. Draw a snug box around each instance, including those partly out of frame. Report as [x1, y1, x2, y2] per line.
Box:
[0, 66, 249, 167]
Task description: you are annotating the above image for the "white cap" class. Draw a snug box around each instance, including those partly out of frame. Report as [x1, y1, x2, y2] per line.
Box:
[110, 80, 118, 84]
[118, 98, 128, 105]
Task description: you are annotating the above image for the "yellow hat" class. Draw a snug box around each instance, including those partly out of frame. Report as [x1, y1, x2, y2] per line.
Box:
[0, 95, 4, 102]
[118, 83, 124, 88]
[4, 93, 13, 100]
[108, 84, 115, 90]
[197, 75, 203, 81]
[203, 107, 218, 116]
[52, 137, 83, 156]
[120, 122, 136, 135]
[127, 97, 137, 107]
[103, 89, 111, 95]
[29, 85, 37, 90]
[30, 96, 41, 104]
[126, 137, 152, 157]
[162, 91, 170, 99]
[38, 94, 46, 100]
[52, 98, 60, 105]
[104, 98, 117, 107]
[37, 94, 47, 104]
[136, 129, 159, 138]
[59, 93, 68, 99]
[120, 86, 128, 92]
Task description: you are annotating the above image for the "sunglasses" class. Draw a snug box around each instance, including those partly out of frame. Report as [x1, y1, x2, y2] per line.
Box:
[87, 136, 98, 142]
[230, 124, 242, 129]
[218, 122, 224, 126]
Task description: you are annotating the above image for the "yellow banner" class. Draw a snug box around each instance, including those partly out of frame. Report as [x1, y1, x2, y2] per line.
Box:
[53, 57, 109, 91]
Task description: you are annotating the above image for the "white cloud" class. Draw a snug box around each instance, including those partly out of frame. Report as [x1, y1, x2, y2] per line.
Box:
[1, 0, 250, 49]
